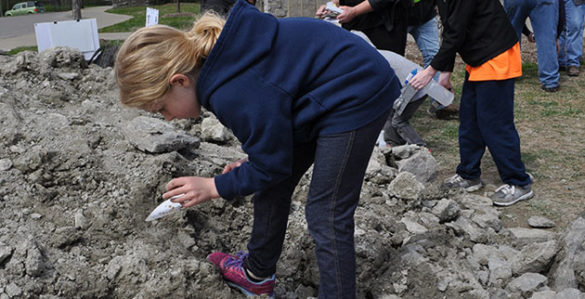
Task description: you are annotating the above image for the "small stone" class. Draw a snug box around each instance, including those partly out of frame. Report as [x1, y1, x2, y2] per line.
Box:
[528, 216, 556, 229]
[30, 213, 42, 220]
[507, 272, 548, 297]
[5, 282, 22, 297]
[0, 245, 13, 264]
[0, 159, 12, 171]
[74, 210, 88, 229]
[431, 198, 460, 222]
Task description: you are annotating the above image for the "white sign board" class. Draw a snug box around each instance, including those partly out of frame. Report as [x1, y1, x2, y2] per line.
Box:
[34, 19, 100, 61]
[146, 7, 159, 27]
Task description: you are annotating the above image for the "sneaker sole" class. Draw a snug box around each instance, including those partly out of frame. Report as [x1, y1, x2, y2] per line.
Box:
[492, 190, 534, 207]
[464, 183, 483, 192]
[226, 281, 274, 299]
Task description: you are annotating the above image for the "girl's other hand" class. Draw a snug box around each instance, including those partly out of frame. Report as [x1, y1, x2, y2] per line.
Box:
[222, 158, 248, 174]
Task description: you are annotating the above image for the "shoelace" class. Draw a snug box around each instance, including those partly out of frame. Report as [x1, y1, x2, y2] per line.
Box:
[495, 184, 514, 195]
[448, 174, 464, 184]
[224, 251, 248, 269]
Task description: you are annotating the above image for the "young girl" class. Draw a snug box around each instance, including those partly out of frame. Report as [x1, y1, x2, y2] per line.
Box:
[115, 0, 401, 297]
[409, 0, 534, 206]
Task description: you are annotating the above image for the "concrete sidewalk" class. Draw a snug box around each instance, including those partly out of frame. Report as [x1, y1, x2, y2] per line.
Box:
[0, 6, 132, 51]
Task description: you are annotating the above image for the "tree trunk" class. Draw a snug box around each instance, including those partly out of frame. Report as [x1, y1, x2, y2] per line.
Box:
[176, 0, 180, 13]
[72, 0, 82, 20]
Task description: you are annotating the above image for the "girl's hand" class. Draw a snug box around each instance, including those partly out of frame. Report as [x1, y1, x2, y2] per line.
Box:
[163, 176, 219, 208]
[409, 66, 437, 90]
[222, 158, 248, 174]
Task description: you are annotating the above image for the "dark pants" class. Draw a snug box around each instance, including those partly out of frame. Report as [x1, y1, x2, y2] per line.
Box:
[383, 96, 427, 146]
[456, 74, 531, 186]
[361, 24, 408, 56]
[244, 111, 389, 299]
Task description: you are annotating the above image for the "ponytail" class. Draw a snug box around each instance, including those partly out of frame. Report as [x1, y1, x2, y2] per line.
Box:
[115, 12, 225, 108]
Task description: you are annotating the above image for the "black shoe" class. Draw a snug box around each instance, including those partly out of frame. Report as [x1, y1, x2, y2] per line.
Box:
[568, 66, 580, 77]
[542, 85, 559, 92]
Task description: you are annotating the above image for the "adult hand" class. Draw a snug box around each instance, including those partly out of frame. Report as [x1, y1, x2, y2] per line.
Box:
[222, 158, 248, 174]
[409, 66, 437, 90]
[337, 6, 358, 23]
[438, 72, 453, 92]
[316, 4, 328, 18]
[163, 176, 219, 208]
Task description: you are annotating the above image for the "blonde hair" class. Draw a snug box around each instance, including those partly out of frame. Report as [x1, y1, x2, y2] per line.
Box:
[115, 12, 225, 108]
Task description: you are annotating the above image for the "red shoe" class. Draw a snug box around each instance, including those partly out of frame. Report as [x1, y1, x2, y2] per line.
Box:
[207, 251, 275, 298]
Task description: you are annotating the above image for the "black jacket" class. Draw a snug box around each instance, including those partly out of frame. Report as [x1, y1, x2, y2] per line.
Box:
[431, 0, 518, 72]
[340, 0, 409, 32]
[407, 0, 436, 27]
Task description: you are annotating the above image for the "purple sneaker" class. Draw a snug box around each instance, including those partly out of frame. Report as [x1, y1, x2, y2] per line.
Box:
[207, 251, 275, 298]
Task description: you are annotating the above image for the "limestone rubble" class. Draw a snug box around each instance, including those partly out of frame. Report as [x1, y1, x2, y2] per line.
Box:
[1, 47, 584, 298]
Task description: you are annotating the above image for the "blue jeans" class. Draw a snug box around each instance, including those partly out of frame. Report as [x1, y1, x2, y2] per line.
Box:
[504, 0, 560, 88]
[457, 74, 531, 187]
[408, 17, 440, 68]
[408, 17, 444, 108]
[244, 111, 389, 299]
[558, 0, 585, 67]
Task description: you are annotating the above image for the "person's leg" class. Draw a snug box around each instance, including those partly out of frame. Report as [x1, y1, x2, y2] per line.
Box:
[558, 0, 571, 69]
[390, 96, 426, 146]
[456, 74, 485, 180]
[383, 109, 405, 146]
[564, 2, 585, 68]
[503, 0, 533, 40]
[408, 17, 440, 68]
[306, 111, 388, 299]
[530, 0, 560, 88]
[474, 79, 531, 187]
[243, 141, 317, 277]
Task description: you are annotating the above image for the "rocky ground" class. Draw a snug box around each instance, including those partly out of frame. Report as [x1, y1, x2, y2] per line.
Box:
[1, 47, 584, 299]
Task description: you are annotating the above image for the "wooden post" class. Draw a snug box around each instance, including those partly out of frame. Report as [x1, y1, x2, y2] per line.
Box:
[176, 0, 180, 13]
[72, 0, 82, 20]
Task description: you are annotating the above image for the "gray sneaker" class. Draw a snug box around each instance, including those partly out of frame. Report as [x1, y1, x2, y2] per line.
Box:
[491, 184, 534, 206]
[443, 174, 483, 192]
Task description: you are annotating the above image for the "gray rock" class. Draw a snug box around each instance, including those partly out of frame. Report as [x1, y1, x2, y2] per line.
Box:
[122, 116, 200, 153]
[388, 171, 424, 201]
[0, 245, 13, 264]
[0, 159, 12, 171]
[391, 144, 420, 159]
[488, 256, 512, 287]
[396, 150, 438, 183]
[508, 227, 557, 245]
[511, 240, 559, 275]
[25, 244, 44, 277]
[57, 72, 80, 80]
[556, 288, 585, 299]
[550, 217, 585, 290]
[400, 216, 428, 235]
[530, 290, 557, 299]
[472, 244, 498, 266]
[528, 216, 555, 229]
[200, 117, 232, 143]
[471, 207, 502, 232]
[366, 148, 396, 184]
[74, 209, 88, 230]
[446, 216, 487, 243]
[507, 273, 548, 297]
[5, 282, 22, 297]
[431, 198, 460, 223]
[458, 194, 493, 210]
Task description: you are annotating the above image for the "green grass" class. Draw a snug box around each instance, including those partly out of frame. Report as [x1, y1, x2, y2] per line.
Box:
[6, 46, 38, 55]
[101, 3, 201, 33]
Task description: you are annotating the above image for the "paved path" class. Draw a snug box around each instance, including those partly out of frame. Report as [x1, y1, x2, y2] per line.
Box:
[0, 6, 132, 51]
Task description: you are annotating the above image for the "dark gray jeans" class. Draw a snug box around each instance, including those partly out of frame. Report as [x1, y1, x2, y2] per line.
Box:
[383, 95, 427, 146]
[244, 111, 389, 299]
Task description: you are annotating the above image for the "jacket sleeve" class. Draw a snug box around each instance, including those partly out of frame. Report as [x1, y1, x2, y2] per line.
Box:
[430, 0, 476, 72]
[210, 71, 294, 200]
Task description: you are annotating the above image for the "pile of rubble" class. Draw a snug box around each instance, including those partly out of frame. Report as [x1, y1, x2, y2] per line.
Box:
[0, 48, 584, 298]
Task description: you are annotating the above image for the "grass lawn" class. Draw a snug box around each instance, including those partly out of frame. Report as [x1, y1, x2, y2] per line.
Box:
[100, 3, 201, 33]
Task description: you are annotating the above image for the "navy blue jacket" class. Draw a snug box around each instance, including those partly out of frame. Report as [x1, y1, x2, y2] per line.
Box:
[197, 0, 401, 200]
